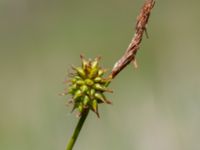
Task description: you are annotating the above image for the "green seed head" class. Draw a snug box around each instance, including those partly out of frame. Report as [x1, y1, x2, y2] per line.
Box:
[65, 55, 112, 117]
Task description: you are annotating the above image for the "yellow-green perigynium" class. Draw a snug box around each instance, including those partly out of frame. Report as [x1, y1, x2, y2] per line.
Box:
[65, 55, 112, 117]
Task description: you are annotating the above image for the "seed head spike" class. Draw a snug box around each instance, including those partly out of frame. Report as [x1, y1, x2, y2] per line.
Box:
[64, 56, 113, 117]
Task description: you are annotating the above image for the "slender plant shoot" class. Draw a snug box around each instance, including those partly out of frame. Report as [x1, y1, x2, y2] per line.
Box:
[63, 0, 155, 149]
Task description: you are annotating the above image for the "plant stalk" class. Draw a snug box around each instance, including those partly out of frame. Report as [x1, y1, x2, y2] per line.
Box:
[66, 109, 89, 150]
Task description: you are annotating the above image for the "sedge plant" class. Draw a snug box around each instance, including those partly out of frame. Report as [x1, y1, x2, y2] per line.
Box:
[62, 0, 155, 149]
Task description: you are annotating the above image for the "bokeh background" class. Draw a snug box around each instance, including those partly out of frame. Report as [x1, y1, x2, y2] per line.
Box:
[1, 0, 200, 150]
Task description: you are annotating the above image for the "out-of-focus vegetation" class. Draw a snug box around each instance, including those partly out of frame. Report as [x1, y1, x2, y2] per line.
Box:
[0, 0, 200, 150]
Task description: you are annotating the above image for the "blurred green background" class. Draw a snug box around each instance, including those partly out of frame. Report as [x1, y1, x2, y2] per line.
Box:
[1, 0, 200, 150]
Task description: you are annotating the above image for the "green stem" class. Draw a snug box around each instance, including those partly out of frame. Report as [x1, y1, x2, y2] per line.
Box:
[66, 109, 89, 150]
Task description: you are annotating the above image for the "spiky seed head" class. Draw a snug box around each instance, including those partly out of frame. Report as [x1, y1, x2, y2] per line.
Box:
[65, 56, 112, 117]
